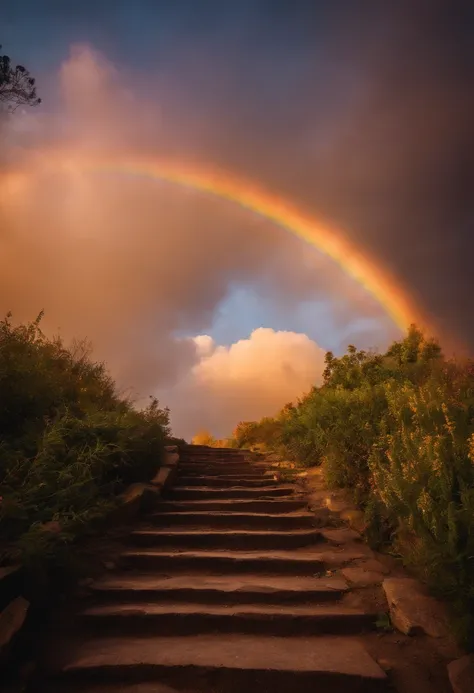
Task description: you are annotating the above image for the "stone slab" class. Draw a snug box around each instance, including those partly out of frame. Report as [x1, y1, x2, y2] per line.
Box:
[382, 577, 449, 637]
[447, 654, 474, 693]
[0, 596, 29, 656]
[62, 634, 387, 681]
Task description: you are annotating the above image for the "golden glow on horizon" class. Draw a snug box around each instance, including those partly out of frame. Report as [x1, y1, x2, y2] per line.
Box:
[1, 154, 428, 333]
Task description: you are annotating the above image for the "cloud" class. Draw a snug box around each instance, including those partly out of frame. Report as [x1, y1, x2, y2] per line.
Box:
[0, 2, 470, 444]
[162, 328, 326, 439]
[0, 42, 393, 403]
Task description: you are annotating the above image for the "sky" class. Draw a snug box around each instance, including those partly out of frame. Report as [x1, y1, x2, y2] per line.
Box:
[1, 1, 473, 438]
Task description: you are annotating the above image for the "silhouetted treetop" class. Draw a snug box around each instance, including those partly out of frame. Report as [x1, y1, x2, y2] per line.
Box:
[0, 46, 41, 110]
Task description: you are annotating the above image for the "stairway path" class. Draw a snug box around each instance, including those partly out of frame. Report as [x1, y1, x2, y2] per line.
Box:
[31, 446, 393, 692]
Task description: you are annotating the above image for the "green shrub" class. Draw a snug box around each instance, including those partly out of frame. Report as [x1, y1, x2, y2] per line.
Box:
[369, 364, 474, 646]
[0, 313, 170, 565]
[231, 326, 474, 648]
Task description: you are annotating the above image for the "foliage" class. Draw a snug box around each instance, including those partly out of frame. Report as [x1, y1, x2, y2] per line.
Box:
[229, 324, 474, 649]
[232, 418, 283, 451]
[0, 45, 41, 110]
[0, 313, 170, 565]
[191, 428, 235, 448]
[191, 429, 216, 446]
[368, 363, 474, 643]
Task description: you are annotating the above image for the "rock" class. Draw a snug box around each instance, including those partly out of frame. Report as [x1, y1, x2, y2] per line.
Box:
[307, 489, 330, 507]
[0, 596, 30, 658]
[340, 508, 367, 533]
[320, 528, 362, 545]
[307, 467, 324, 478]
[0, 565, 22, 611]
[355, 558, 390, 574]
[377, 658, 394, 672]
[121, 482, 147, 506]
[121, 482, 160, 513]
[448, 654, 474, 693]
[163, 451, 179, 467]
[326, 492, 352, 513]
[0, 566, 21, 582]
[382, 577, 449, 637]
[151, 466, 173, 489]
[342, 567, 386, 587]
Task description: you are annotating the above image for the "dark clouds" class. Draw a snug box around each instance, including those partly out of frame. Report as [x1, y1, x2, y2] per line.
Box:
[1, 0, 473, 375]
[125, 0, 473, 348]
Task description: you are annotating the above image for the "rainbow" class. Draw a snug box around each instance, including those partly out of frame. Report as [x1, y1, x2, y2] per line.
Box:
[91, 158, 426, 332]
[2, 155, 427, 332]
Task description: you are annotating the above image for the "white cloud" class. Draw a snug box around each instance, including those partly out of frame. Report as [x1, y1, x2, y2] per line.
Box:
[163, 328, 326, 439]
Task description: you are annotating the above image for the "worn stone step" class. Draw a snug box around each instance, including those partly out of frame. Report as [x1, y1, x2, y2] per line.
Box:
[177, 465, 263, 476]
[156, 499, 308, 513]
[90, 573, 349, 605]
[65, 686, 187, 693]
[147, 511, 317, 530]
[179, 459, 252, 466]
[185, 448, 246, 452]
[176, 476, 280, 487]
[179, 454, 249, 461]
[80, 602, 378, 636]
[168, 485, 297, 500]
[52, 634, 387, 692]
[127, 528, 323, 551]
[181, 446, 244, 455]
[36, 684, 190, 693]
[176, 472, 271, 481]
[119, 549, 327, 575]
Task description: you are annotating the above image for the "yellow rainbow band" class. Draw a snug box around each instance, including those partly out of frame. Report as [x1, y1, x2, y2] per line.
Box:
[90, 158, 424, 332]
[2, 155, 427, 332]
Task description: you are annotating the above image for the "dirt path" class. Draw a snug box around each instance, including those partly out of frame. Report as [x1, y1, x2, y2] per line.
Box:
[28, 446, 455, 693]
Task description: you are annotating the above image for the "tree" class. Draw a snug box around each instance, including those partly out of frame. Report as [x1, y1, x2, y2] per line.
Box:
[0, 46, 41, 110]
[192, 429, 216, 446]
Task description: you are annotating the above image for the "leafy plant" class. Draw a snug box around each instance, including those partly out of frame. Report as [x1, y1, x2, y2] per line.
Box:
[0, 312, 170, 566]
[227, 325, 474, 649]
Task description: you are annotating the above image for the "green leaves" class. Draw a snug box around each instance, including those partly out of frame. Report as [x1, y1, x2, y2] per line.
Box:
[0, 312, 169, 564]
[228, 325, 474, 648]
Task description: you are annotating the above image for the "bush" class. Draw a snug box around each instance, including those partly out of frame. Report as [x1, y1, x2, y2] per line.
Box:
[231, 326, 474, 649]
[0, 313, 170, 565]
[369, 364, 474, 645]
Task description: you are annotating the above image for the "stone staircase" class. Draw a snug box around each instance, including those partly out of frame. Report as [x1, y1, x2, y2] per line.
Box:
[32, 445, 389, 693]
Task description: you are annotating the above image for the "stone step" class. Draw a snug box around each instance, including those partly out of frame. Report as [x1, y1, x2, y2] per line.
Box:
[90, 573, 349, 605]
[181, 446, 244, 454]
[179, 454, 249, 460]
[35, 684, 190, 693]
[127, 528, 324, 551]
[176, 476, 280, 487]
[79, 602, 378, 637]
[177, 464, 263, 475]
[147, 511, 317, 530]
[44, 685, 187, 693]
[178, 472, 271, 480]
[51, 634, 387, 692]
[168, 485, 297, 501]
[180, 445, 244, 457]
[119, 549, 327, 575]
[179, 453, 249, 461]
[156, 499, 308, 513]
